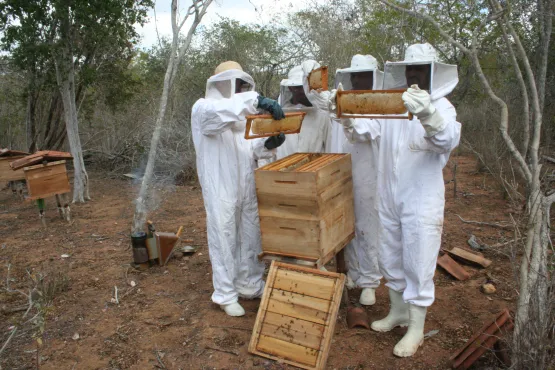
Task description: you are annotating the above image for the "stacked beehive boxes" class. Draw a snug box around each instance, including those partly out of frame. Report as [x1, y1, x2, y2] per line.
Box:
[255, 153, 355, 267]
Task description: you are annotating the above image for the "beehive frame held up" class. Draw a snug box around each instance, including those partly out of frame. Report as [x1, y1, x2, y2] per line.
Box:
[249, 261, 345, 370]
[24, 160, 71, 201]
[244, 112, 306, 139]
[307, 66, 328, 91]
[336, 89, 413, 119]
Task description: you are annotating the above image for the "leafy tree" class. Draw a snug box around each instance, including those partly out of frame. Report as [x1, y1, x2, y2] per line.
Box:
[0, 0, 153, 202]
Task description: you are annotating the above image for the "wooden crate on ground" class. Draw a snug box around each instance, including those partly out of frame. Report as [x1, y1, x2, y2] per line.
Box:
[24, 160, 71, 200]
[0, 156, 26, 182]
[249, 261, 345, 370]
[255, 153, 355, 267]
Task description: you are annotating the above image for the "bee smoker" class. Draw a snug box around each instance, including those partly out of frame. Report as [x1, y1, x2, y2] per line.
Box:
[131, 232, 149, 265]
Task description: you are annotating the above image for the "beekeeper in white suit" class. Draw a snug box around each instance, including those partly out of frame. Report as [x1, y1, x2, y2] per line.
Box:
[339, 43, 460, 356]
[191, 61, 286, 317]
[317, 55, 383, 306]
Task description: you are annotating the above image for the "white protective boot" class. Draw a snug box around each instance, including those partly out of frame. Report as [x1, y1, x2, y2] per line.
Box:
[359, 288, 376, 306]
[371, 289, 409, 332]
[393, 304, 427, 357]
[220, 302, 245, 317]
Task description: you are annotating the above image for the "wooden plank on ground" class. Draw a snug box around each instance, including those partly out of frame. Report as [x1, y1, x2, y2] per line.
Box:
[273, 269, 335, 300]
[249, 261, 344, 370]
[256, 334, 319, 368]
[266, 293, 328, 325]
[260, 320, 322, 350]
[437, 254, 471, 281]
[446, 247, 492, 268]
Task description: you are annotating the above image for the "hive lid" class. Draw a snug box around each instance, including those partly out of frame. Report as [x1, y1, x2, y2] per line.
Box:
[244, 112, 306, 139]
[336, 89, 413, 119]
[249, 261, 345, 370]
[257, 153, 347, 173]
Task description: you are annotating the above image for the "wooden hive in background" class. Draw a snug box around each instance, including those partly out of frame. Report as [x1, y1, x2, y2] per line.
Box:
[255, 153, 354, 267]
[249, 261, 345, 370]
[24, 160, 71, 200]
[0, 156, 26, 182]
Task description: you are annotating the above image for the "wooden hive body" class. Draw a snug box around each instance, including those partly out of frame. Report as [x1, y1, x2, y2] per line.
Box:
[255, 153, 355, 266]
[0, 156, 26, 182]
[24, 160, 71, 200]
[249, 261, 345, 370]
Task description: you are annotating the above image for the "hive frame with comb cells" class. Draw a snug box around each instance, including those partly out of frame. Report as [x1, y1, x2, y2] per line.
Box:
[334, 67, 414, 119]
[244, 112, 307, 140]
[307, 66, 328, 91]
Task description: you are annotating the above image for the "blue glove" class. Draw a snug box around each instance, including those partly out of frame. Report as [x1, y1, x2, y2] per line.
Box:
[264, 133, 286, 150]
[257, 95, 285, 120]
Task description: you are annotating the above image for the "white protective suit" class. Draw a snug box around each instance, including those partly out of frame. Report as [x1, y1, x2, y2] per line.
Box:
[344, 44, 460, 307]
[265, 63, 330, 164]
[330, 55, 384, 293]
[191, 68, 274, 306]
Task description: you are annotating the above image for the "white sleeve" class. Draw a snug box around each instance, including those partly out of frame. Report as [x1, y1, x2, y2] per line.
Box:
[251, 138, 275, 160]
[344, 118, 381, 143]
[199, 92, 259, 136]
[423, 99, 461, 154]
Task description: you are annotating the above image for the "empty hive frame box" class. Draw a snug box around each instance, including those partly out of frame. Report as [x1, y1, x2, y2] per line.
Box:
[249, 261, 345, 370]
[255, 153, 355, 268]
[24, 160, 71, 200]
[0, 156, 26, 182]
[307, 66, 328, 91]
[336, 89, 413, 119]
[245, 112, 306, 139]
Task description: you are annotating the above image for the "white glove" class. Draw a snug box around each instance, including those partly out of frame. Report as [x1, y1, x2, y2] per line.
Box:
[328, 83, 343, 114]
[340, 117, 354, 129]
[402, 85, 445, 137]
[402, 85, 435, 118]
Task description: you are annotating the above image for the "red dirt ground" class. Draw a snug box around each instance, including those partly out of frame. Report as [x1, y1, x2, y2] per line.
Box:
[0, 155, 523, 369]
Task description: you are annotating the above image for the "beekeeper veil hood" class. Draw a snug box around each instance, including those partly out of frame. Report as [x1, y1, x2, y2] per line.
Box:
[206, 61, 255, 99]
[335, 54, 384, 90]
[383, 43, 458, 100]
[279, 65, 314, 111]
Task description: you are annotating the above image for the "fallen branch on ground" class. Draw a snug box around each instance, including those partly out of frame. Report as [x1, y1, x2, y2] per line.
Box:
[205, 345, 239, 356]
[209, 325, 251, 332]
[455, 214, 514, 230]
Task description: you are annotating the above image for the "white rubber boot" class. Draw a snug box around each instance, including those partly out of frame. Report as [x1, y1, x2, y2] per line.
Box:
[371, 289, 409, 332]
[220, 302, 245, 317]
[359, 288, 376, 306]
[346, 275, 356, 289]
[393, 304, 427, 357]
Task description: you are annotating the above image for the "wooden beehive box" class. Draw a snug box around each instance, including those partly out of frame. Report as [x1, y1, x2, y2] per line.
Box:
[255, 153, 354, 267]
[24, 160, 71, 200]
[0, 156, 26, 182]
[249, 261, 345, 370]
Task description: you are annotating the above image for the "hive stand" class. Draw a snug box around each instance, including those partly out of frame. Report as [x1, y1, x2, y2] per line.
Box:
[23, 160, 72, 227]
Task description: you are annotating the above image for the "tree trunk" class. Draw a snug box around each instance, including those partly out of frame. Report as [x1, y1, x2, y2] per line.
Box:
[132, 47, 176, 233]
[131, 0, 212, 233]
[55, 46, 90, 203]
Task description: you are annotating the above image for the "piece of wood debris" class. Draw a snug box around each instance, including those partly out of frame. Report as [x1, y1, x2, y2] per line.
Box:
[437, 254, 471, 281]
[445, 247, 492, 268]
[205, 345, 239, 356]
